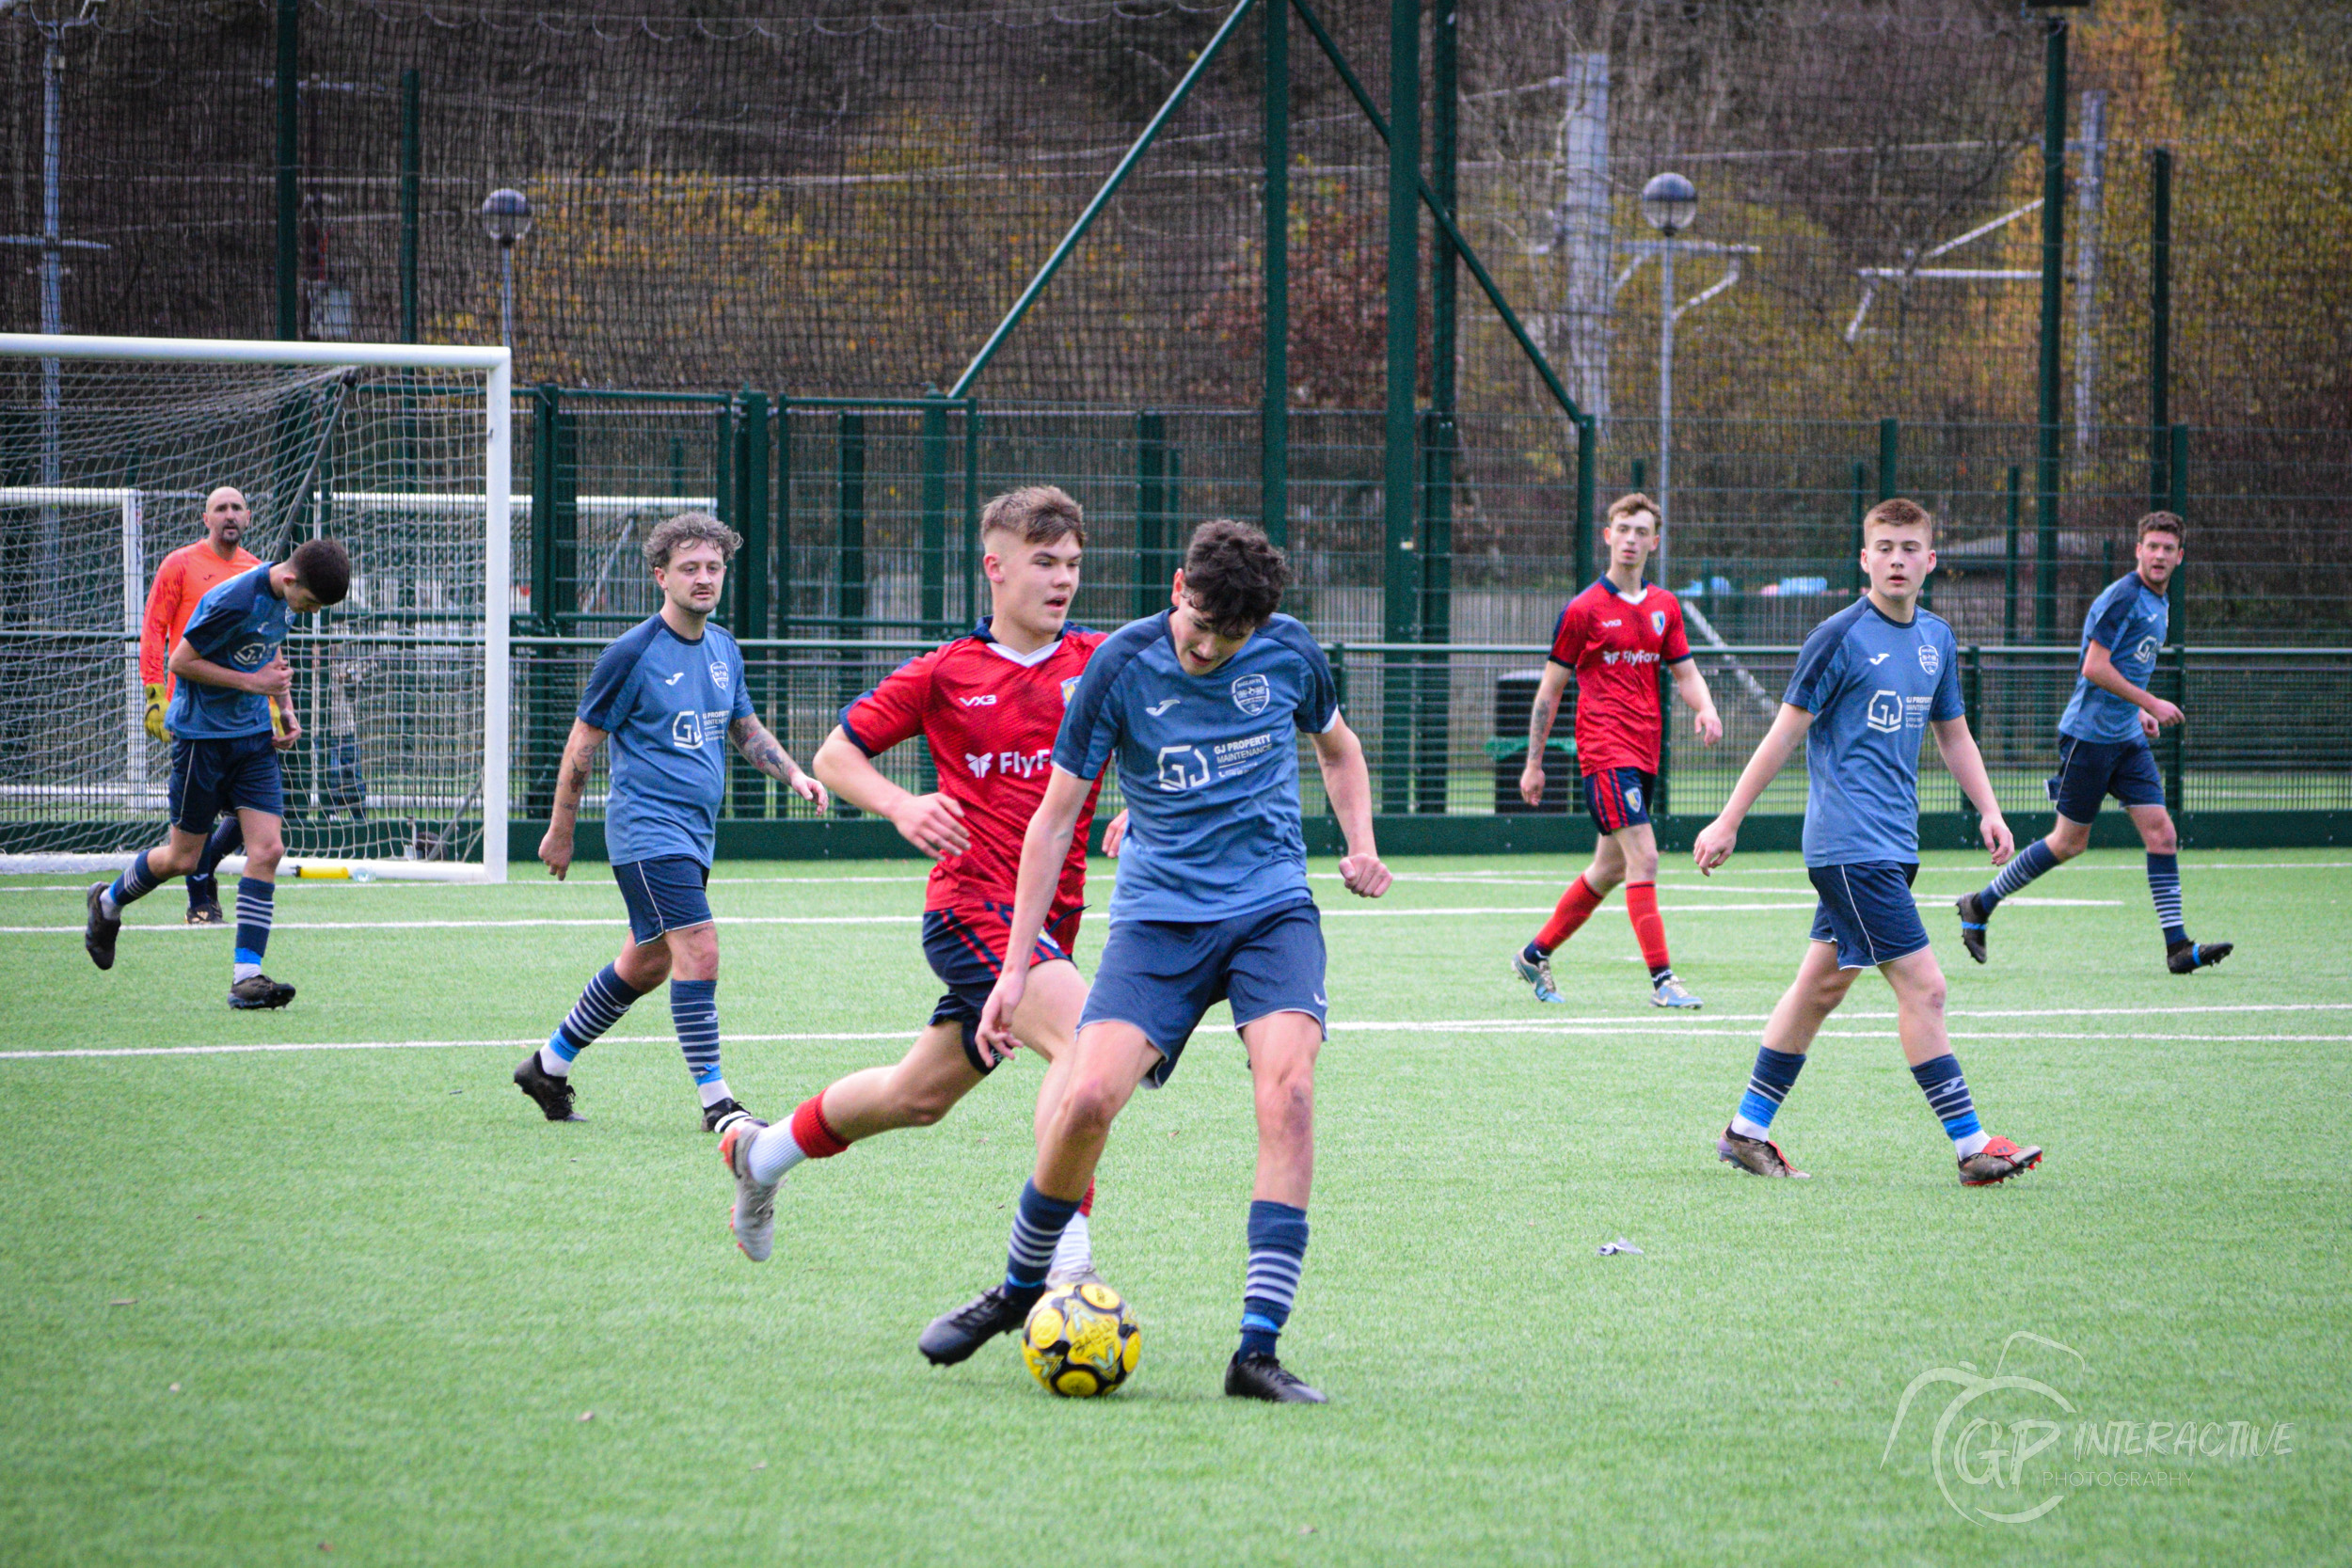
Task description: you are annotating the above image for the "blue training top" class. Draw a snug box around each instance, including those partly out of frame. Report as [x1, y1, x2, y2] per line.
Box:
[1053, 610, 1340, 925]
[578, 613, 754, 866]
[166, 562, 290, 740]
[2058, 572, 2169, 745]
[1783, 598, 1966, 867]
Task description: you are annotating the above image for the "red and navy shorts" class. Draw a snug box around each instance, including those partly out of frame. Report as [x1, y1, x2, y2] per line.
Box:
[921, 902, 1083, 1074]
[1582, 767, 1658, 834]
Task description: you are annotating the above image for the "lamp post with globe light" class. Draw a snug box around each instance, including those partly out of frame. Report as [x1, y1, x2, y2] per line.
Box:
[1611, 173, 1756, 586]
[480, 188, 532, 350]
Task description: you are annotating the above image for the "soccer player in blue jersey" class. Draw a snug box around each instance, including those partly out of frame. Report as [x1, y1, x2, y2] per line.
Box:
[1955, 512, 2229, 974]
[1692, 499, 2042, 1187]
[514, 513, 827, 1130]
[916, 519, 1391, 1403]
[82, 539, 352, 1008]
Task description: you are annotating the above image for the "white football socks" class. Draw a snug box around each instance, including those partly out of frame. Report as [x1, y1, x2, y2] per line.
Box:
[1049, 1212, 1094, 1279]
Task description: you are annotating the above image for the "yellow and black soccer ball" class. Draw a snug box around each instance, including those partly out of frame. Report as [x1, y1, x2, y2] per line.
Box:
[1021, 1280, 1141, 1398]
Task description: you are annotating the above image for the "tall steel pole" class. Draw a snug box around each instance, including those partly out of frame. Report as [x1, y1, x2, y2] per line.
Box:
[1261, 0, 1288, 544]
[276, 0, 300, 341]
[1380, 0, 1422, 816]
[499, 245, 515, 350]
[1656, 239, 1675, 581]
[2034, 12, 2068, 641]
[39, 34, 63, 486]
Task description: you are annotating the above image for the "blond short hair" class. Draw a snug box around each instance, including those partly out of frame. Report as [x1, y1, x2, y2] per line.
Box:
[979, 485, 1086, 546]
[1863, 497, 1936, 543]
[1606, 491, 1661, 530]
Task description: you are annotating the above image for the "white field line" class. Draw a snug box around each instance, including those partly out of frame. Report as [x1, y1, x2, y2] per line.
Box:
[5, 893, 2148, 935]
[7, 1007, 2347, 1062]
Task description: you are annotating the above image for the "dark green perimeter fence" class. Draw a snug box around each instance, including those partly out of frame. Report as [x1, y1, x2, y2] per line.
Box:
[501, 388, 2349, 856]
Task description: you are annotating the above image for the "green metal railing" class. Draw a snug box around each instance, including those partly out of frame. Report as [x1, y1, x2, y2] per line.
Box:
[507, 634, 2352, 831]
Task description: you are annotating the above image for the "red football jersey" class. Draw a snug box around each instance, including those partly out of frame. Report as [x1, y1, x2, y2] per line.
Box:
[1546, 579, 1692, 776]
[840, 620, 1107, 922]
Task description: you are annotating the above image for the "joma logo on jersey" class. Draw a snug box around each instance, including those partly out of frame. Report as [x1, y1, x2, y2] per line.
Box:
[1231, 674, 1271, 715]
[957, 693, 998, 707]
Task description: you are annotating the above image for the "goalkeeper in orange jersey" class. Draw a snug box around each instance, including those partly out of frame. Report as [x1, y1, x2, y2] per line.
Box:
[140, 487, 262, 924]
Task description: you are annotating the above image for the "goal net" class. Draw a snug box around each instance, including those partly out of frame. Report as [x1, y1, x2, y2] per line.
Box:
[0, 335, 511, 881]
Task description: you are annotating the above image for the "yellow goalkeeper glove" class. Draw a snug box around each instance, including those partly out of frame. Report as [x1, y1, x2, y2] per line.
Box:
[143, 683, 168, 742]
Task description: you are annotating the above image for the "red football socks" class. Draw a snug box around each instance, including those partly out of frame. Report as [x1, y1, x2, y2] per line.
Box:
[792, 1092, 851, 1159]
[1535, 874, 1608, 952]
[1626, 880, 1672, 974]
[1080, 1180, 1095, 1217]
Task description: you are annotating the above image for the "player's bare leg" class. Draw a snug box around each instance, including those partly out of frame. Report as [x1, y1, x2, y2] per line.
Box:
[916, 1021, 1157, 1365]
[727, 959, 1098, 1267]
[84, 824, 210, 970]
[1229, 1009, 1327, 1403]
[222, 806, 295, 1009]
[1718, 941, 1851, 1178]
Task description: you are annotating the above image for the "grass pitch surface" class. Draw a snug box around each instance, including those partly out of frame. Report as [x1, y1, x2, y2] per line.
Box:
[2, 850, 2345, 1565]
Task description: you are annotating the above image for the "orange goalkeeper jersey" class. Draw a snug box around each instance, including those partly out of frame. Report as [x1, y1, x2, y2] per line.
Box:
[142, 538, 262, 694]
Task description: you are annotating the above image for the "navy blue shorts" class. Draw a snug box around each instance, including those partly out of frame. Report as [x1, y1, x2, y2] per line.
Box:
[1079, 897, 1327, 1088]
[613, 856, 713, 945]
[1583, 768, 1657, 834]
[1808, 861, 1929, 970]
[922, 903, 1084, 1076]
[2048, 734, 2165, 823]
[168, 733, 283, 834]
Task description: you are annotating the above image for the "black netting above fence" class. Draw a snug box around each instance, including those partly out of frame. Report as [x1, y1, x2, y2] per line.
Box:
[2, 0, 2346, 435]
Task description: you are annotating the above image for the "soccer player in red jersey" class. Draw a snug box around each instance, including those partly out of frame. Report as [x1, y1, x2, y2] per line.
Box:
[714, 486, 1114, 1277]
[140, 486, 263, 926]
[1515, 492, 1723, 1008]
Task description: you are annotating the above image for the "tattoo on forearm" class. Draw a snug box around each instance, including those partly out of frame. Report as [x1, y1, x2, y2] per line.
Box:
[556, 752, 590, 813]
[1529, 695, 1557, 748]
[735, 718, 799, 784]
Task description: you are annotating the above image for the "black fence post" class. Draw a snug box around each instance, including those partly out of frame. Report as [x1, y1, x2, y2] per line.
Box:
[1849, 461, 1867, 595]
[732, 391, 771, 818]
[1416, 409, 1454, 814]
[920, 397, 948, 640]
[2003, 465, 2022, 642]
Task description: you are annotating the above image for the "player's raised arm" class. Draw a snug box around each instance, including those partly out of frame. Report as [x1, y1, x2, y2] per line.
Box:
[1518, 662, 1572, 807]
[538, 719, 608, 880]
[1930, 716, 2013, 865]
[729, 713, 827, 809]
[973, 763, 1093, 1062]
[812, 724, 966, 858]
[1311, 714, 1391, 897]
[1692, 704, 1813, 873]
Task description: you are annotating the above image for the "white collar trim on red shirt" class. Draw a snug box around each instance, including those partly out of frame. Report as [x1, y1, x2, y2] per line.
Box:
[1609, 581, 1654, 607]
[981, 635, 1063, 669]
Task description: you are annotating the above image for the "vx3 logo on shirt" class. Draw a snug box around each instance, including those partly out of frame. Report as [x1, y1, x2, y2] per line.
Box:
[957, 693, 998, 707]
[1145, 697, 1183, 716]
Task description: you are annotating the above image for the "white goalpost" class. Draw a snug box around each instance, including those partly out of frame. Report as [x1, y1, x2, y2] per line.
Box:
[0, 334, 511, 882]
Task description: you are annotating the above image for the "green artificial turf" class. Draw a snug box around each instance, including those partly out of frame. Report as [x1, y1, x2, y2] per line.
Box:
[1, 850, 2344, 1565]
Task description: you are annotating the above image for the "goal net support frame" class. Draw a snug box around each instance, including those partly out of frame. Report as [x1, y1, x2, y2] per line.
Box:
[0, 333, 512, 883]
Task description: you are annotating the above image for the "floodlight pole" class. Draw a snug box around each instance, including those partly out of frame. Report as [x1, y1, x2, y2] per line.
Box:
[2034, 10, 2068, 643]
[499, 245, 516, 350]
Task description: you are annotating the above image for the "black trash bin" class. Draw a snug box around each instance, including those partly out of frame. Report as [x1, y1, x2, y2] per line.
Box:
[1492, 669, 1575, 815]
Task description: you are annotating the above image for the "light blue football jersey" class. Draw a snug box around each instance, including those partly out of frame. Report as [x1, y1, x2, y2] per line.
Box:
[1783, 598, 1966, 867]
[2058, 572, 2169, 744]
[578, 614, 754, 866]
[166, 563, 290, 740]
[1053, 610, 1340, 924]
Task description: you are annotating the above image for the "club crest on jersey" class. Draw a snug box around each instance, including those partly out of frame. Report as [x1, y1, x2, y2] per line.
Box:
[709, 660, 730, 690]
[1231, 673, 1271, 715]
[1916, 641, 1941, 675]
[1650, 610, 1667, 637]
[1060, 676, 1080, 705]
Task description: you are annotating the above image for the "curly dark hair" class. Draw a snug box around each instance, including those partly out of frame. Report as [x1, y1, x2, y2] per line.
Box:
[644, 511, 744, 571]
[289, 538, 351, 606]
[1181, 518, 1289, 637]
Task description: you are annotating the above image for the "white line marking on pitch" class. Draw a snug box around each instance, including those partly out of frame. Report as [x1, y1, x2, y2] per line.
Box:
[8, 1012, 2347, 1062]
